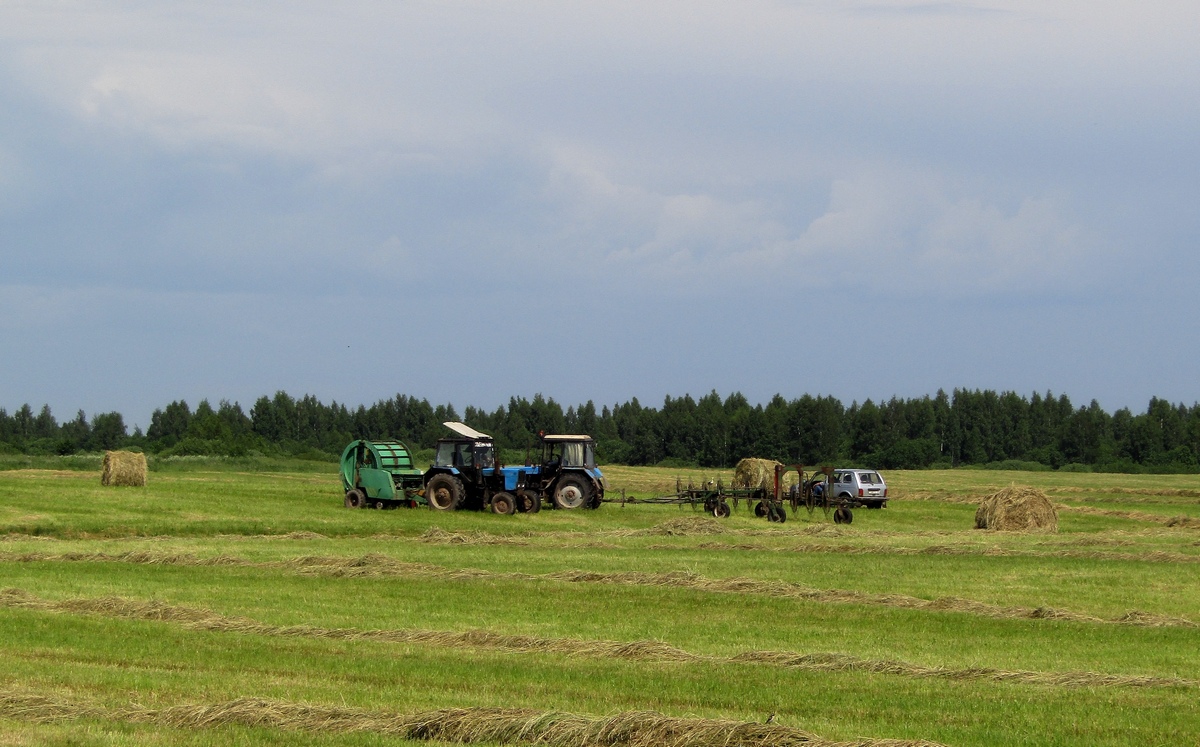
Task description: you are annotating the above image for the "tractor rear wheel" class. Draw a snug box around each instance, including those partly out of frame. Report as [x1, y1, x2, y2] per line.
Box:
[426, 474, 464, 511]
[491, 492, 517, 515]
[553, 474, 591, 509]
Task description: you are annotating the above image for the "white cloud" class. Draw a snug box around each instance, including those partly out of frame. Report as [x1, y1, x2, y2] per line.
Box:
[540, 151, 1100, 296]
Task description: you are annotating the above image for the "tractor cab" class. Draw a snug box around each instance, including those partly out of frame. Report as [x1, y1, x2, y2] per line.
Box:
[536, 434, 606, 509]
[433, 438, 495, 470]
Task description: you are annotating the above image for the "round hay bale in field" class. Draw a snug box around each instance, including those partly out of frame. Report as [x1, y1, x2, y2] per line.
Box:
[732, 458, 782, 492]
[974, 485, 1057, 532]
[101, 450, 147, 487]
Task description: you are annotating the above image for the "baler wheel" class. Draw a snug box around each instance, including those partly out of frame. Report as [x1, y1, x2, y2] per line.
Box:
[426, 474, 464, 511]
[491, 492, 517, 515]
[345, 489, 366, 509]
[553, 475, 591, 509]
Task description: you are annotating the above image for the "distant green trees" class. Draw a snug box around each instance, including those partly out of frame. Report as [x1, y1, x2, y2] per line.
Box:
[2, 389, 1199, 472]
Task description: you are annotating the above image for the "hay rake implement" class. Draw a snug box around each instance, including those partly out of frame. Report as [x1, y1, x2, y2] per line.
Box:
[604, 465, 855, 524]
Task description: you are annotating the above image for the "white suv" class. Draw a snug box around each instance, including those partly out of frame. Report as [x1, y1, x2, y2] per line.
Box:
[830, 469, 888, 509]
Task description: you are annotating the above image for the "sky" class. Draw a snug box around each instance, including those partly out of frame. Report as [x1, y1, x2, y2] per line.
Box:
[2, 0, 1198, 429]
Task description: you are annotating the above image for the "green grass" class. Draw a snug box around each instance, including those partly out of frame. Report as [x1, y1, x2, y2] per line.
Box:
[1, 465, 1199, 745]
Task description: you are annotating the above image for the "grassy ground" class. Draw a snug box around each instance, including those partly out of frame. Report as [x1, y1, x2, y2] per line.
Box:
[1, 463, 1198, 745]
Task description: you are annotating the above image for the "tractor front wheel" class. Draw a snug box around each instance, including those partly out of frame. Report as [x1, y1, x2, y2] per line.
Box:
[491, 492, 517, 515]
[517, 492, 541, 513]
[426, 474, 464, 511]
[553, 475, 591, 510]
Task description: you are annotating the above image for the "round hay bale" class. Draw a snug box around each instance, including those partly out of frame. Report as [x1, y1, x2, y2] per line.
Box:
[101, 450, 147, 487]
[974, 485, 1057, 532]
[732, 458, 782, 492]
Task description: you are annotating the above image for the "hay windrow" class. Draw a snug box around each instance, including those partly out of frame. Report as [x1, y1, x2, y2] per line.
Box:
[4, 551, 1195, 628]
[974, 486, 1057, 532]
[1055, 504, 1200, 527]
[4, 588, 1194, 691]
[100, 450, 147, 487]
[639, 517, 728, 536]
[420, 527, 528, 545]
[0, 688, 946, 747]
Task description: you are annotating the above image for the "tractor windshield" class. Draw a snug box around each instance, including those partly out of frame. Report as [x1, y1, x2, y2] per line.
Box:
[475, 445, 495, 469]
[434, 442, 455, 467]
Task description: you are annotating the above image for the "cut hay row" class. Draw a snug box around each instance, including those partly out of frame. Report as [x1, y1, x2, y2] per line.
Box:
[1051, 486, 1200, 499]
[0, 689, 944, 747]
[2, 587, 1193, 690]
[419, 527, 530, 545]
[1055, 504, 1200, 528]
[5, 551, 1195, 628]
[688, 541, 1200, 564]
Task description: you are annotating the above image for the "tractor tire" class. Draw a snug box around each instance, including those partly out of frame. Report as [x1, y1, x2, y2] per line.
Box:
[516, 492, 541, 513]
[491, 492, 517, 515]
[553, 474, 591, 510]
[426, 474, 464, 511]
[834, 506, 854, 524]
[345, 489, 366, 509]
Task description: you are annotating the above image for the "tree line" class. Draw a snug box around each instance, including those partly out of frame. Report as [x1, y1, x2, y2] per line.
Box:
[2, 389, 1199, 472]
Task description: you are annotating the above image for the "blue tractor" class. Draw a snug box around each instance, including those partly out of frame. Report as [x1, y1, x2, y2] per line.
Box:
[424, 422, 605, 514]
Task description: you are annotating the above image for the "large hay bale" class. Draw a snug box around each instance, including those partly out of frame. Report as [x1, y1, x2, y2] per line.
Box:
[732, 458, 782, 492]
[974, 485, 1057, 532]
[101, 451, 147, 487]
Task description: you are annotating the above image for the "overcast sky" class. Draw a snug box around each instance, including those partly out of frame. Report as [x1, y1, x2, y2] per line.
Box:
[2, 0, 1198, 429]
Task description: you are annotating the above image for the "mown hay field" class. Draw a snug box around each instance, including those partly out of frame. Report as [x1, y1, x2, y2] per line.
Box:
[1, 463, 1198, 746]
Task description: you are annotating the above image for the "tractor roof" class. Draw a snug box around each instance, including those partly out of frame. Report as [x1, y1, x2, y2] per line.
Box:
[442, 421, 492, 440]
[541, 434, 594, 442]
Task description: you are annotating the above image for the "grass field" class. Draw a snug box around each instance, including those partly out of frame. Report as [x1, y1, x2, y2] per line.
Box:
[1, 462, 1198, 746]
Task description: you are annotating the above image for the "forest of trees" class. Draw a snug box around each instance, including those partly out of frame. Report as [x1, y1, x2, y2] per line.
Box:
[2, 389, 1199, 472]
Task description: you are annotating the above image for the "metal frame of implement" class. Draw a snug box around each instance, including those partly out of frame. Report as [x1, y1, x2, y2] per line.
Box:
[603, 464, 855, 524]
